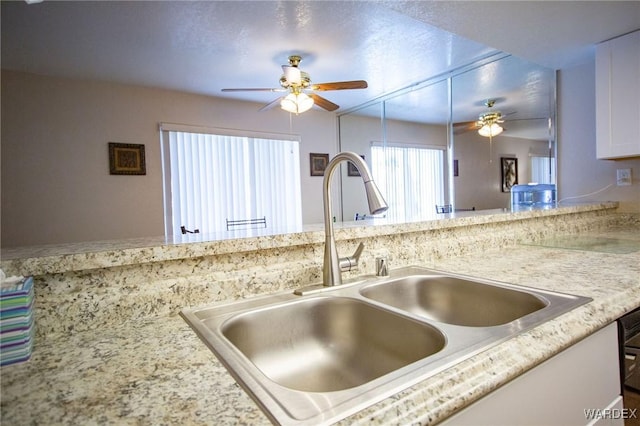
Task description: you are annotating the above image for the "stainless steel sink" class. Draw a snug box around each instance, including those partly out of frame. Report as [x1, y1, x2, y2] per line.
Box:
[181, 266, 592, 425]
[360, 275, 548, 326]
[222, 297, 445, 392]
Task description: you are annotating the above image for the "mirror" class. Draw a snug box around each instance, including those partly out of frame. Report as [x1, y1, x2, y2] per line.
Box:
[339, 102, 383, 222]
[451, 55, 556, 210]
[339, 54, 556, 220]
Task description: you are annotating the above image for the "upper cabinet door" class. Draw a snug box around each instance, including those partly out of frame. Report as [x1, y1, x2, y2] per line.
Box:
[596, 30, 640, 159]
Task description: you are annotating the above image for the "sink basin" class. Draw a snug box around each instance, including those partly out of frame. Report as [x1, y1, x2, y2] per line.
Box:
[221, 297, 445, 392]
[360, 275, 548, 326]
[181, 266, 592, 425]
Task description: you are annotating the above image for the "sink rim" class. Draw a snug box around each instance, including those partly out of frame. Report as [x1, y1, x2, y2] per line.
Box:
[180, 266, 592, 426]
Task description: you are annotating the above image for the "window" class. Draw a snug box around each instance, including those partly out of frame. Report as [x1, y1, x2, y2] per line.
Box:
[371, 143, 445, 221]
[530, 155, 556, 184]
[160, 125, 302, 238]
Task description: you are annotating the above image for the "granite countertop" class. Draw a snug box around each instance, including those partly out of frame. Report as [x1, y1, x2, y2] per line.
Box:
[0, 203, 618, 276]
[2, 227, 639, 425]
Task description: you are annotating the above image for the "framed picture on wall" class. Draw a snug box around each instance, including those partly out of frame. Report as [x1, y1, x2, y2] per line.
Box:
[310, 153, 329, 176]
[501, 157, 518, 192]
[109, 142, 146, 175]
[347, 154, 366, 177]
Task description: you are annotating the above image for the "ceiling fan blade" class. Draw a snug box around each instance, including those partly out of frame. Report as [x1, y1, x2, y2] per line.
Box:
[221, 88, 284, 92]
[454, 122, 480, 135]
[310, 93, 339, 111]
[453, 120, 476, 127]
[507, 117, 547, 122]
[282, 65, 301, 85]
[259, 97, 284, 112]
[311, 80, 368, 91]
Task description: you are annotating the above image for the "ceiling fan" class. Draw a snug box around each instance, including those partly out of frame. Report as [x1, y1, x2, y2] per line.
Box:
[453, 99, 511, 137]
[221, 55, 368, 113]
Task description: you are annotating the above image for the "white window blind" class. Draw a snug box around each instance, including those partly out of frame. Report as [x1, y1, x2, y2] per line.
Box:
[371, 144, 445, 221]
[161, 127, 302, 237]
[531, 156, 556, 184]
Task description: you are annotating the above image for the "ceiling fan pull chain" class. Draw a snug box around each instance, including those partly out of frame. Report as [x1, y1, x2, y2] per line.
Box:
[489, 134, 493, 163]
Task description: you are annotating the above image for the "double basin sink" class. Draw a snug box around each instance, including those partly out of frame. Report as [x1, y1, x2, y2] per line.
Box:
[181, 266, 591, 425]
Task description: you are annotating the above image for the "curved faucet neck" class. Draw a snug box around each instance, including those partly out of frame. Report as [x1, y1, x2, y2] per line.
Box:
[321, 152, 387, 287]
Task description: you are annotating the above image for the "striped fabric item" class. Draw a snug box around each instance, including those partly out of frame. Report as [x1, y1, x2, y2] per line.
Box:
[1, 277, 34, 367]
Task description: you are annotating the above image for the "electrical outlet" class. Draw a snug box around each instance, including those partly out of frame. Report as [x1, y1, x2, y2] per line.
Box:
[616, 169, 632, 186]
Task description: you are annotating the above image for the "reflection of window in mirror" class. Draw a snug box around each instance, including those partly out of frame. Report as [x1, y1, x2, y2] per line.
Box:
[530, 154, 557, 185]
[371, 143, 445, 222]
[529, 149, 556, 184]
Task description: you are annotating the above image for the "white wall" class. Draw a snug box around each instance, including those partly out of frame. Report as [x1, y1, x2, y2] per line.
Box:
[1, 71, 338, 247]
[558, 61, 640, 211]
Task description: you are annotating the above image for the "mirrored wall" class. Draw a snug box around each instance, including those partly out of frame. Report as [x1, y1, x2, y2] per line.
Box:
[338, 54, 556, 222]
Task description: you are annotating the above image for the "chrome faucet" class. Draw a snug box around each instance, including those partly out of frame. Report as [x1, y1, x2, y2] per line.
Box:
[322, 152, 388, 286]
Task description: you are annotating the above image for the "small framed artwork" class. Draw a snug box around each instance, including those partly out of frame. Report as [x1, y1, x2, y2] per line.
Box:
[501, 157, 518, 192]
[109, 142, 146, 175]
[310, 153, 329, 176]
[347, 155, 366, 177]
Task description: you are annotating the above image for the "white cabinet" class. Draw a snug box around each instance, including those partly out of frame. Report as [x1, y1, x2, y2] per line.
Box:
[596, 30, 640, 159]
[441, 323, 623, 426]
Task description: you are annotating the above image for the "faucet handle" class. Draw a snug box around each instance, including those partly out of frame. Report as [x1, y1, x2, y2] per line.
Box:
[376, 257, 389, 276]
[339, 242, 364, 272]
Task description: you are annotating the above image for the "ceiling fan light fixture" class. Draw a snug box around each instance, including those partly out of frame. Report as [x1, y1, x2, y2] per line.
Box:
[223, 55, 366, 112]
[280, 92, 314, 114]
[478, 123, 504, 137]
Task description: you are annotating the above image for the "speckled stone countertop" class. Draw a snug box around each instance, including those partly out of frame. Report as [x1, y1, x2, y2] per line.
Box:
[0, 202, 619, 276]
[2, 226, 639, 425]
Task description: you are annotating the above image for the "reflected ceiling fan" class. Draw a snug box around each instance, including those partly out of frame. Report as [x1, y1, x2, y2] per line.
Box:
[221, 55, 368, 113]
[453, 99, 513, 137]
[453, 98, 516, 163]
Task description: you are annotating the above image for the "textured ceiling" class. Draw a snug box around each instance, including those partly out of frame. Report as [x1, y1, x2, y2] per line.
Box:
[2, 1, 639, 130]
[1, 1, 495, 112]
[386, 0, 640, 70]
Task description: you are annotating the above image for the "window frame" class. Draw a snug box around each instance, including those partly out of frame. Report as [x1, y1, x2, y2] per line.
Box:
[370, 141, 446, 221]
[159, 123, 302, 238]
